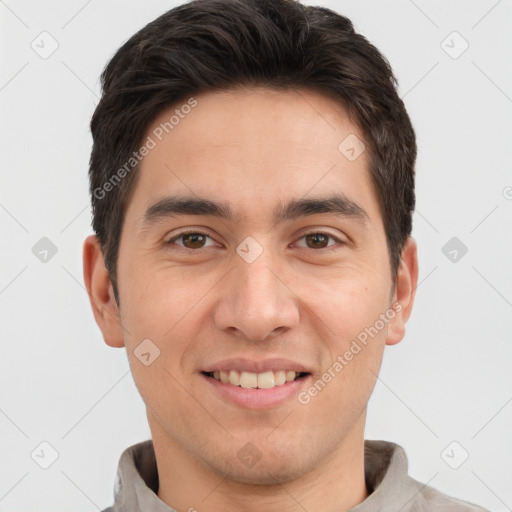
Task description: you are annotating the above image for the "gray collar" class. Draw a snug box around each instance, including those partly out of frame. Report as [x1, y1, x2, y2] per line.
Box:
[107, 439, 480, 512]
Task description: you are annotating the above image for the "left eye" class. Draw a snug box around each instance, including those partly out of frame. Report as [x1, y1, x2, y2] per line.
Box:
[295, 232, 340, 249]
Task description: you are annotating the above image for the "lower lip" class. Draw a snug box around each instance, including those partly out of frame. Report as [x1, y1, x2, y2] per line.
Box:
[201, 373, 311, 409]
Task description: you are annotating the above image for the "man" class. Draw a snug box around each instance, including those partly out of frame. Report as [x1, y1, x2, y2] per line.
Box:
[83, 0, 490, 510]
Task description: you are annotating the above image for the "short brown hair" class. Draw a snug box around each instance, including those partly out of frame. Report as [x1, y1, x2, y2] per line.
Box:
[89, 0, 416, 301]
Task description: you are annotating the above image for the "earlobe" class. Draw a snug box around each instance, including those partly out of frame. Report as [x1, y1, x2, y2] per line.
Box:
[386, 237, 419, 346]
[83, 235, 125, 348]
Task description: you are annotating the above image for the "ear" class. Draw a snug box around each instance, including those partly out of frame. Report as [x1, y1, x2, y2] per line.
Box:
[83, 235, 125, 348]
[386, 237, 419, 346]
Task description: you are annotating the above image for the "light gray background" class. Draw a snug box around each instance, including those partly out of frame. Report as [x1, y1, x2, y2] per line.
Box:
[1, 1, 511, 511]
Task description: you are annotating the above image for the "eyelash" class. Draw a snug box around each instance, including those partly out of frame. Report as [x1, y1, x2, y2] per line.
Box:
[165, 229, 345, 252]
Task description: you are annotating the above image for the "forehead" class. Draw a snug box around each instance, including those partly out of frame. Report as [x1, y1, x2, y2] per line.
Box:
[126, 86, 380, 228]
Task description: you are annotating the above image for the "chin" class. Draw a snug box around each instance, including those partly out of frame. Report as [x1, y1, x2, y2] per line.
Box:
[202, 444, 313, 486]
[222, 460, 305, 486]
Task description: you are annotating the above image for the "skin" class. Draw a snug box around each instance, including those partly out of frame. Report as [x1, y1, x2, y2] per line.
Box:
[84, 86, 418, 512]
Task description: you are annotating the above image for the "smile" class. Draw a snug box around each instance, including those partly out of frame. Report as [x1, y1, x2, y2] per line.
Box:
[203, 370, 308, 389]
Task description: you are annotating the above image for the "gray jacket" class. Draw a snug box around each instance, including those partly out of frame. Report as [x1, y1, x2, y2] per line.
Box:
[102, 439, 490, 511]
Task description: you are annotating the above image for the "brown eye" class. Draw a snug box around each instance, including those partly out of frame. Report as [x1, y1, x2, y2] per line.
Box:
[181, 233, 207, 249]
[167, 231, 216, 250]
[296, 232, 340, 250]
[305, 233, 330, 249]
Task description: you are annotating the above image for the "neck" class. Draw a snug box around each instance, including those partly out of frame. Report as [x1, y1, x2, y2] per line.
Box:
[151, 414, 369, 512]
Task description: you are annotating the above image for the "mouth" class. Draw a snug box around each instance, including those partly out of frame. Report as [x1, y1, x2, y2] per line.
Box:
[201, 369, 312, 409]
[202, 370, 310, 389]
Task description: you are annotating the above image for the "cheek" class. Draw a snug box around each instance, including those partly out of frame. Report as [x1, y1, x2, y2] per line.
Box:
[120, 265, 219, 376]
[305, 270, 390, 390]
[119, 269, 202, 410]
[304, 302, 388, 421]
[303, 266, 390, 339]
[122, 264, 201, 330]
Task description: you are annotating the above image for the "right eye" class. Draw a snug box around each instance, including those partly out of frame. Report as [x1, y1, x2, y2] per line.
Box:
[165, 230, 219, 251]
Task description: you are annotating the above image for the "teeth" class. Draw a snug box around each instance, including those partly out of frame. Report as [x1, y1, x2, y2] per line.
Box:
[256, 371, 274, 389]
[213, 370, 302, 389]
[240, 371, 258, 388]
[228, 370, 240, 386]
[274, 370, 287, 386]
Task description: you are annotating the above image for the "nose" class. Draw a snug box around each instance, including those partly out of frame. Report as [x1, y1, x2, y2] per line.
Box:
[213, 249, 300, 342]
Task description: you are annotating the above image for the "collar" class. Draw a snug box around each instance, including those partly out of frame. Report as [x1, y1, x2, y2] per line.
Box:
[108, 439, 437, 512]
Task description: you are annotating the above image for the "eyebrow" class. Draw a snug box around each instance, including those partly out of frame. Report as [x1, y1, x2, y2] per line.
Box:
[142, 193, 369, 227]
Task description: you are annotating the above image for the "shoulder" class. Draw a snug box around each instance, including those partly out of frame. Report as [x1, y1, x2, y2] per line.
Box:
[363, 440, 491, 512]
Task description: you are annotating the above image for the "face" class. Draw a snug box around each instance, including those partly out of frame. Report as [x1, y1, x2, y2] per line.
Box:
[85, 86, 417, 485]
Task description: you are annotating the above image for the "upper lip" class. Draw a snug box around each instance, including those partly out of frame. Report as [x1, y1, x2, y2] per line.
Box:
[202, 357, 312, 374]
